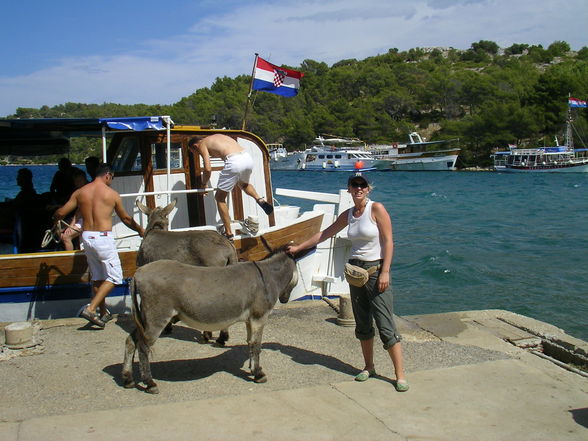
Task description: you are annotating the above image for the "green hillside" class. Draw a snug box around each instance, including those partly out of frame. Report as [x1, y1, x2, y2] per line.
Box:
[8, 40, 588, 168]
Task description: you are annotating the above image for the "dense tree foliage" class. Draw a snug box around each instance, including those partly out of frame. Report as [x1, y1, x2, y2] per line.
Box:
[6, 40, 588, 168]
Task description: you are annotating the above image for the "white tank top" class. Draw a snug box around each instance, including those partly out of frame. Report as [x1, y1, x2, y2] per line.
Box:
[347, 200, 382, 261]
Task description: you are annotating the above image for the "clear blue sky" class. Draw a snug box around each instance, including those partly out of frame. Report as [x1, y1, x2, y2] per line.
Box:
[1, 0, 586, 117]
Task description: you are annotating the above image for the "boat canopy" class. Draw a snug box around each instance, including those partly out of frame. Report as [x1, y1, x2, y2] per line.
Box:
[0, 116, 173, 156]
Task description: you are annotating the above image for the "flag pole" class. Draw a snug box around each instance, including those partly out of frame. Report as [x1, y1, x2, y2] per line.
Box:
[242, 53, 259, 131]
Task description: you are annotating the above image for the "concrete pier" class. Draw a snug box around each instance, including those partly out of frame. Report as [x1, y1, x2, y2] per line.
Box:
[1, 302, 587, 440]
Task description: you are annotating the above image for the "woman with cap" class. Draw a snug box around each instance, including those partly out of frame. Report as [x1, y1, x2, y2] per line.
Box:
[287, 174, 408, 391]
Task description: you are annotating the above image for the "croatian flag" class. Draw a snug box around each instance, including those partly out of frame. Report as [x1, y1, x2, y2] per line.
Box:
[252, 57, 304, 97]
[568, 97, 587, 108]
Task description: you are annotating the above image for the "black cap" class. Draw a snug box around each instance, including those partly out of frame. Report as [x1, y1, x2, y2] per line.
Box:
[347, 174, 370, 187]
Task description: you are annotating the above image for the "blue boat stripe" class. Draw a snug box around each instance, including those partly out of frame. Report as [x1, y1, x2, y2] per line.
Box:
[0, 280, 130, 303]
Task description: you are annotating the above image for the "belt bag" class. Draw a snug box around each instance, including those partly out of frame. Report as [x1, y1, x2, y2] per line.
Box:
[344, 263, 380, 287]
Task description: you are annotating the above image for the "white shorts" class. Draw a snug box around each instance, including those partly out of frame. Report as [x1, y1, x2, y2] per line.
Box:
[217, 151, 253, 192]
[81, 231, 123, 284]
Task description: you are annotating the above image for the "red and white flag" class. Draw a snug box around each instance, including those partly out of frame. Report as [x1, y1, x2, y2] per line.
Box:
[252, 56, 304, 97]
[568, 97, 587, 108]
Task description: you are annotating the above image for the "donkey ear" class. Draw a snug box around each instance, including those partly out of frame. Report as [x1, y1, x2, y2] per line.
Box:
[162, 199, 177, 216]
[136, 199, 150, 214]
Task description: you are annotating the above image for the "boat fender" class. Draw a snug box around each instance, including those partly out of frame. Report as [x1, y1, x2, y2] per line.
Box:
[322, 162, 327, 168]
[334, 160, 340, 168]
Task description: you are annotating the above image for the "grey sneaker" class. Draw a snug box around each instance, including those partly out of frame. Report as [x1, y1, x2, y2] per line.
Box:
[101, 312, 113, 324]
[239, 217, 259, 235]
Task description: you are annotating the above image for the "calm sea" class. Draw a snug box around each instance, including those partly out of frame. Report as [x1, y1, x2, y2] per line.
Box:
[2, 165, 587, 341]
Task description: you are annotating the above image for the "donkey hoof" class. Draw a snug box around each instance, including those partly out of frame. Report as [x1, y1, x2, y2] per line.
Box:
[254, 374, 267, 384]
[201, 331, 212, 343]
[123, 381, 136, 389]
[145, 385, 160, 394]
[216, 332, 229, 346]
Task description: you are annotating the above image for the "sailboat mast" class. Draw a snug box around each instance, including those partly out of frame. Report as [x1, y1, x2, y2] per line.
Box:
[566, 102, 574, 151]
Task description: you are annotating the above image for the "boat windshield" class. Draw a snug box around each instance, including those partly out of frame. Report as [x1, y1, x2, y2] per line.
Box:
[151, 142, 183, 170]
[111, 136, 143, 172]
[110, 136, 183, 172]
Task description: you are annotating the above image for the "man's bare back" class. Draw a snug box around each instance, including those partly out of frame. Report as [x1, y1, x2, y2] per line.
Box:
[54, 166, 143, 237]
[75, 180, 120, 231]
[197, 134, 244, 160]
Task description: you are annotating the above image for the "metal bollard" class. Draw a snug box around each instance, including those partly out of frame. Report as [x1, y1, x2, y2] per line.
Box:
[336, 295, 355, 327]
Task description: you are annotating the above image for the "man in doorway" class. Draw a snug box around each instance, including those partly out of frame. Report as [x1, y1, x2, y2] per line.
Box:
[53, 163, 144, 327]
[188, 134, 273, 240]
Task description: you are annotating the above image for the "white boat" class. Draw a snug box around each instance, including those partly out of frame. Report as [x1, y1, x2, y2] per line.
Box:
[297, 135, 376, 172]
[491, 103, 588, 173]
[371, 132, 460, 171]
[268, 143, 300, 170]
[0, 117, 356, 322]
[268, 143, 287, 161]
[492, 146, 588, 172]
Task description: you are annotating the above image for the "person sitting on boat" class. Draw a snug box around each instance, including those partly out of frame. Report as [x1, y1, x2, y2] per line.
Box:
[188, 134, 273, 240]
[50, 157, 80, 205]
[84, 156, 100, 181]
[286, 174, 408, 392]
[59, 168, 89, 251]
[10, 168, 45, 253]
[53, 163, 144, 328]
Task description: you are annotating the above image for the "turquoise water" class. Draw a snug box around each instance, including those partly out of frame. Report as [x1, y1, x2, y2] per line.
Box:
[272, 171, 588, 341]
[2, 166, 587, 340]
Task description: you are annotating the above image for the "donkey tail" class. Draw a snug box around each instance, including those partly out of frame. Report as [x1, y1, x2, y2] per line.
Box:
[130, 277, 147, 340]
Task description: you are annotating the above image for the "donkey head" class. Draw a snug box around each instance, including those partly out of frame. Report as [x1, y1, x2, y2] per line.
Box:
[279, 256, 299, 304]
[136, 199, 177, 234]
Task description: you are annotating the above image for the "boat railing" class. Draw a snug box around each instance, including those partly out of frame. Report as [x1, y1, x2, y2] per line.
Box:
[275, 188, 340, 204]
[120, 187, 213, 200]
[275, 187, 353, 224]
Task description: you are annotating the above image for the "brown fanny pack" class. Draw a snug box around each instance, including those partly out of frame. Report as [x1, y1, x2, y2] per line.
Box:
[344, 263, 380, 287]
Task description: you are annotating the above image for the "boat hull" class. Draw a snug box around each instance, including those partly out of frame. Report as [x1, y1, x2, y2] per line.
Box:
[374, 149, 460, 171]
[375, 153, 459, 171]
[495, 163, 588, 173]
[269, 156, 300, 171]
[299, 164, 376, 172]
[0, 214, 323, 322]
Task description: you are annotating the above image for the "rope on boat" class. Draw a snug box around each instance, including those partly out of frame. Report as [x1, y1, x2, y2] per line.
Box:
[41, 220, 81, 248]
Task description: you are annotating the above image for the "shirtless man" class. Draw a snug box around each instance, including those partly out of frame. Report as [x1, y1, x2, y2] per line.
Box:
[53, 163, 144, 327]
[189, 134, 273, 239]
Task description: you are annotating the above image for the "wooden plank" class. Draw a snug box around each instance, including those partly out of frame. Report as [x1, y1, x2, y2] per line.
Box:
[235, 215, 323, 261]
[0, 252, 90, 287]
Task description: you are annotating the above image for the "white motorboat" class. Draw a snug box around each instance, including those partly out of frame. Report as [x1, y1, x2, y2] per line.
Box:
[297, 135, 376, 172]
[372, 132, 460, 171]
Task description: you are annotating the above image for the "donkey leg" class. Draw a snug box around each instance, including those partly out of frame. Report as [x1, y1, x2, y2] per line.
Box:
[121, 330, 138, 388]
[161, 315, 179, 335]
[138, 339, 159, 394]
[138, 318, 168, 394]
[247, 316, 268, 383]
[216, 327, 230, 346]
